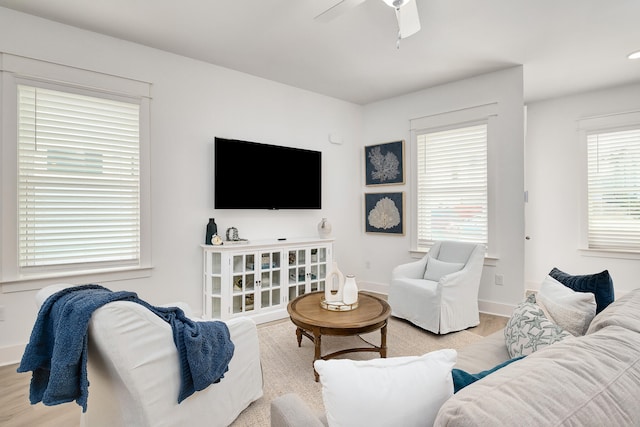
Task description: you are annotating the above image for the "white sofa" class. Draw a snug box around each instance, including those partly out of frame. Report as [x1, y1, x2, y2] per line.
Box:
[35, 284, 263, 427]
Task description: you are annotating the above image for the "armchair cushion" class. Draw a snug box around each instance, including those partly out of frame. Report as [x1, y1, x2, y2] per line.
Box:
[314, 349, 457, 427]
[434, 240, 478, 263]
[423, 256, 465, 281]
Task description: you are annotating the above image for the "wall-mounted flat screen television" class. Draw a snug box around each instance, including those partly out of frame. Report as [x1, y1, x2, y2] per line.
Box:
[214, 137, 322, 209]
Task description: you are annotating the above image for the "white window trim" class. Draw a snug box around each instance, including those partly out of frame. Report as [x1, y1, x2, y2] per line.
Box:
[1, 53, 152, 291]
[577, 109, 640, 259]
[409, 103, 498, 258]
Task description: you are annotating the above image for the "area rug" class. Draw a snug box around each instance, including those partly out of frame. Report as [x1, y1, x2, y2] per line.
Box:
[231, 317, 484, 426]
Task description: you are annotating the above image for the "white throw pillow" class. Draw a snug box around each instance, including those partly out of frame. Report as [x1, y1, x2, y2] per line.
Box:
[504, 299, 573, 358]
[423, 256, 465, 281]
[537, 275, 597, 336]
[314, 349, 457, 427]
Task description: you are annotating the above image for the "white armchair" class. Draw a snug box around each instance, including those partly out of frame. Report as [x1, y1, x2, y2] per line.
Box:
[34, 284, 263, 427]
[388, 241, 485, 334]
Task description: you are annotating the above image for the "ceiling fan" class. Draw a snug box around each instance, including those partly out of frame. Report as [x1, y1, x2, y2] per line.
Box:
[316, 0, 421, 45]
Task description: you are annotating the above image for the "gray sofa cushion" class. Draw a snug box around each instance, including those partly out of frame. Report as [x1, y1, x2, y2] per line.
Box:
[434, 324, 640, 426]
[454, 330, 509, 373]
[587, 288, 640, 335]
[270, 393, 326, 427]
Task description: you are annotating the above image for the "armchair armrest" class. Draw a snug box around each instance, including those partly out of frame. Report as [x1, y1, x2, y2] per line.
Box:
[391, 255, 429, 280]
[439, 244, 485, 289]
[271, 393, 326, 427]
[438, 268, 469, 288]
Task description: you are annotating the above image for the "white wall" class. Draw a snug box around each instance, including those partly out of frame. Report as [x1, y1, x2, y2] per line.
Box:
[359, 67, 526, 315]
[0, 8, 363, 364]
[525, 83, 640, 294]
[2, 7, 580, 366]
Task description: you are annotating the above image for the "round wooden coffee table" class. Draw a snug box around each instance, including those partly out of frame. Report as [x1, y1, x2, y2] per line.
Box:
[287, 291, 391, 381]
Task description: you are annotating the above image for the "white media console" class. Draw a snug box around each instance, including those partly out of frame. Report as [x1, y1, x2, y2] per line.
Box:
[201, 237, 334, 324]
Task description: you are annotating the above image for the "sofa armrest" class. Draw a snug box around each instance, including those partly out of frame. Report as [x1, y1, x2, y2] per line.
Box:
[36, 284, 194, 317]
[271, 393, 325, 427]
[35, 283, 76, 307]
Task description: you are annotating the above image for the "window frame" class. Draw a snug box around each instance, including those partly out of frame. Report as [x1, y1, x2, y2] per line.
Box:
[578, 110, 640, 259]
[409, 103, 497, 257]
[1, 53, 152, 291]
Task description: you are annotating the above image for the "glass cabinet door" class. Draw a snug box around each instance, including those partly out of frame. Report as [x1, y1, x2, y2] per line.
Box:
[288, 249, 307, 301]
[232, 253, 255, 314]
[204, 250, 223, 318]
[309, 247, 328, 292]
[259, 250, 282, 310]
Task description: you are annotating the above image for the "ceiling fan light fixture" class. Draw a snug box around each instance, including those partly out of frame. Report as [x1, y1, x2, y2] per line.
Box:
[628, 50, 640, 60]
[382, 0, 409, 9]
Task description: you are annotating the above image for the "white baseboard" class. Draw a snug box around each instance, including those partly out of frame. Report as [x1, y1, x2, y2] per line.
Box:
[244, 308, 289, 325]
[359, 280, 389, 295]
[478, 300, 513, 317]
[0, 343, 24, 367]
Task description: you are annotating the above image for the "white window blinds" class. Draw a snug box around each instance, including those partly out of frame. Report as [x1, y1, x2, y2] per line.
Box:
[416, 123, 488, 247]
[587, 127, 640, 251]
[17, 84, 141, 268]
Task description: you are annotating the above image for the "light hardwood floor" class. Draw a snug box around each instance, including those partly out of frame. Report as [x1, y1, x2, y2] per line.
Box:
[470, 312, 509, 337]
[1, 312, 507, 427]
[1, 362, 82, 427]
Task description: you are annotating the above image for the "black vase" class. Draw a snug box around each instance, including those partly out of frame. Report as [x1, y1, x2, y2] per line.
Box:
[205, 218, 218, 244]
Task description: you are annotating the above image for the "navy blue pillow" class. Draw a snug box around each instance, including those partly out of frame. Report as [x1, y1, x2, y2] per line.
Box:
[452, 356, 525, 393]
[549, 267, 614, 314]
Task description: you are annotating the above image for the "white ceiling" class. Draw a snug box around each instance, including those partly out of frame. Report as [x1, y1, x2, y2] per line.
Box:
[1, 0, 639, 105]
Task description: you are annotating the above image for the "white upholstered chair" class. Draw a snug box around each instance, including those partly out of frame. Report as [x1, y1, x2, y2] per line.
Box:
[388, 241, 485, 334]
[34, 284, 263, 427]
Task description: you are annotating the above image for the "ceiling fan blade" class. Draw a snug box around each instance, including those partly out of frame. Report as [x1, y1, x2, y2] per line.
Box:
[315, 0, 368, 22]
[396, 0, 421, 39]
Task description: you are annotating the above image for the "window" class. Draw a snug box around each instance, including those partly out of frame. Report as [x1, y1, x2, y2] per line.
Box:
[409, 103, 496, 253]
[18, 85, 141, 269]
[415, 123, 488, 248]
[585, 125, 640, 251]
[1, 53, 151, 287]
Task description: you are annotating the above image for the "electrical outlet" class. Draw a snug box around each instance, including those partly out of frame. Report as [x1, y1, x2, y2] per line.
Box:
[495, 274, 504, 286]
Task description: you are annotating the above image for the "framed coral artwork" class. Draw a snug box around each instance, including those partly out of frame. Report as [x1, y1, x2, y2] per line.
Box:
[365, 192, 404, 235]
[365, 140, 404, 186]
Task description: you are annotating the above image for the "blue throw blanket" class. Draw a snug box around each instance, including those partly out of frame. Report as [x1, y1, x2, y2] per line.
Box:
[17, 284, 235, 411]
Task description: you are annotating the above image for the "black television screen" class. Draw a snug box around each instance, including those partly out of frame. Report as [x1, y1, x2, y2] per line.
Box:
[214, 137, 322, 209]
